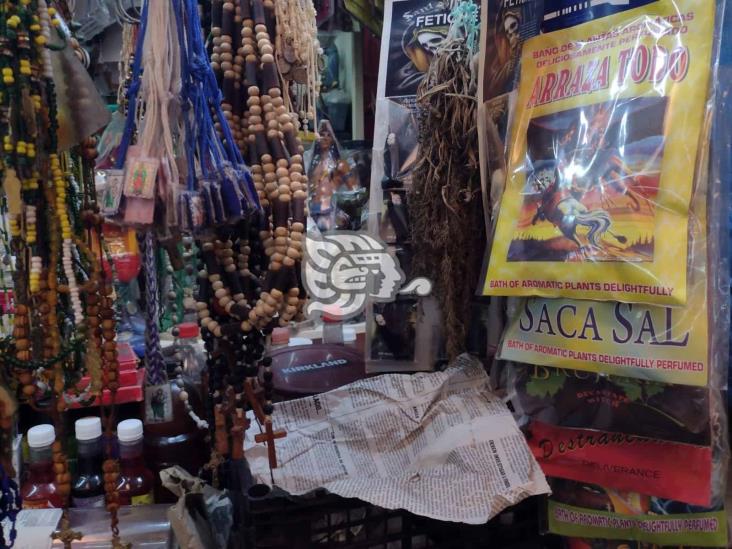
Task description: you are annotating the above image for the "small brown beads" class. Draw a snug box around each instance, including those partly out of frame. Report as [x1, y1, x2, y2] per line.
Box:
[52, 441, 71, 502]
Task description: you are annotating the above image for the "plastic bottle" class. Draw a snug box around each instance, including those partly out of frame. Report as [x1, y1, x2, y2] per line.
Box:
[21, 424, 63, 509]
[322, 310, 344, 345]
[71, 417, 105, 508]
[116, 419, 154, 506]
[171, 322, 205, 381]
[143, 359, 207, 503]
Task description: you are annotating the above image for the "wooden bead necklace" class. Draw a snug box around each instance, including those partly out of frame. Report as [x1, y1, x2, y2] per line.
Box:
[191, 0, 312, 472]
[272, 0, 321, 131]
[197, 0, 320, 471]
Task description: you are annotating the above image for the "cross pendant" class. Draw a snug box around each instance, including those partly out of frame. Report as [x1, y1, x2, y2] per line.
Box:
[51, 515, 83, 549]
[254, 420, 286, 469]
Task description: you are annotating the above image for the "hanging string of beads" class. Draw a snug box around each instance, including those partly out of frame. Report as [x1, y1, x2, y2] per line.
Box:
[272, 0, 321, 131]
[0, 1, 125, 543]
[208, 0, 311, 331]
[187, 0, 321, 472]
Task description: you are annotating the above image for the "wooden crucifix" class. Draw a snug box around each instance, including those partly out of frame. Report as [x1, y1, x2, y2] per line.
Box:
[254, 419, 286, 469]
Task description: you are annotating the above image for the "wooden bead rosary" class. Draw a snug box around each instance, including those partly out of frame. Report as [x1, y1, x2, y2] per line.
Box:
[202, 0, 319, 471]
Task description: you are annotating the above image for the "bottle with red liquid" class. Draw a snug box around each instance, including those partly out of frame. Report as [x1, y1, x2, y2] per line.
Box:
[21, 424, 64, 509]
[71, 417, 105, 508]
[116, 419, 154, 506]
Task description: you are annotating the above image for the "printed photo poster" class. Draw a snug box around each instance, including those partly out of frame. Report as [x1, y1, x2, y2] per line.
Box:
[378, 0, 466, 101]
[482, 0, 715, 305]
[478, 0, 543, 220]
[499, 147, 710, 386]
[481, 0, 543, 101]
[547, 479, 727, 548]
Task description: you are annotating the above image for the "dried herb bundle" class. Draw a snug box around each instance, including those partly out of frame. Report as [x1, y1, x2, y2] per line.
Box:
[409, 6, 485, 360]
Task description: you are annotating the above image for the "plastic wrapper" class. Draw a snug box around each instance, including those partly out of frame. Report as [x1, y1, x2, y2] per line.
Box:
[495, 3, 731, 391]
[507, 363, 728, 506]
[477, 0, 543, 223]
[498, 160, 714, 387]
[509, 364, 712, 446]
[308, 121, 368, 232]
[561, 537, 723, 549]
[525, 420, 713, 507]
[546, 478, 727, 547]
[483, 2, 730, 546]
[480, 0, 719, 305]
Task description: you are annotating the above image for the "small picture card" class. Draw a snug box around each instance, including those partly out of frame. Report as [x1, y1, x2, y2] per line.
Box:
[145, 383, 173, 423]
[124, 196, 156, 225]
[123, 156, 159, 199]
[99, 169, 125, 216]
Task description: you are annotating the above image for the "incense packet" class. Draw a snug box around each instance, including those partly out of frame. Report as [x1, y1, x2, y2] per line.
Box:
[546, 478, 727, 548]
[527, 421, 712, 507]
[510, 364, 711, 446]
[499, 155, 710, 386]
[482, 0, 716, 305]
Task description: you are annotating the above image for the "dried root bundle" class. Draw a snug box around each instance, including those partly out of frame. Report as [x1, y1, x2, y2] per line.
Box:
[409, 5, 485, 360]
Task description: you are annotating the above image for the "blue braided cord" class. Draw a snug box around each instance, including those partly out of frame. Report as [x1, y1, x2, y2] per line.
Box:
[115, 0, 151, 170]
[142, 230, 166, 385]
[183, 0, 260, 208]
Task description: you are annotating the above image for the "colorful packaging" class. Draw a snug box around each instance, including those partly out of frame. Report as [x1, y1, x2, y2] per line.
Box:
[478, 0, 543, 221]
[562, 537, 720, 549]
[482, 0, 715, 305]
[527, 421, 713, 506]
[498, 99, 712, 386]
[500, 289, 709, 386]
[547, 479, 727, 547]
[480, 0, 542, 101]
[511, 364, 711, 446]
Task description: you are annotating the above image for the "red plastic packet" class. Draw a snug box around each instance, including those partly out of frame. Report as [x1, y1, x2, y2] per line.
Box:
[527, 421, 712, 506]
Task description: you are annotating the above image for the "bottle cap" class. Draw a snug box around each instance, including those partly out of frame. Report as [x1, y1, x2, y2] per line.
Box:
[75, 416, 102, 441]
[117, 419, 144, 443]
[322, 305, 342, 323]
[27, 424, 55, 448]
[271, 327, 290, 346]
[176, 322, 199, 339]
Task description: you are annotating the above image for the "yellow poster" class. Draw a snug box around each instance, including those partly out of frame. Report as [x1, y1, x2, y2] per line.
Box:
[500, 164, 709, 386]
[482, 1, 714, 305]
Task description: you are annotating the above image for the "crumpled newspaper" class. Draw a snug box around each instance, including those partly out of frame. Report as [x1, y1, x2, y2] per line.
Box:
[245, 354, 549, 523]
